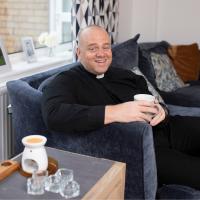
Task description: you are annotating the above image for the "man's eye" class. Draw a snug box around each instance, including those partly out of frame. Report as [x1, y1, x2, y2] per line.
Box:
[88, 47, 97, 51]
[103, 46, 111, 50]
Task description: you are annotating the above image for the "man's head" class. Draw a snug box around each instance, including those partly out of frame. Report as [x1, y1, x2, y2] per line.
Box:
[76, 25, 112, 75]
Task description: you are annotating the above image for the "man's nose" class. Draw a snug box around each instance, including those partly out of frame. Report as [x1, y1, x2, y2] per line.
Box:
[96, 49, 105, 56]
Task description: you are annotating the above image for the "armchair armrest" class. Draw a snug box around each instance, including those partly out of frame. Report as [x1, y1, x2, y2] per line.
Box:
[7, 80, 47, 154]
[47, 122, 157, 199]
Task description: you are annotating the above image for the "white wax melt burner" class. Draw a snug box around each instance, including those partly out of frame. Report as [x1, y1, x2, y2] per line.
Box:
[21, 135, 48, 174]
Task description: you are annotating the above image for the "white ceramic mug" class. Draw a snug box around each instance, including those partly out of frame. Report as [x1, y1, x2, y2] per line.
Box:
[134, 94, 157, 117]
[134, 94, 156, 102]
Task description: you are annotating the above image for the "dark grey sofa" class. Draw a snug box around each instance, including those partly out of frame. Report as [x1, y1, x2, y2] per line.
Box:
[138, 40, 200, 109]
[6, 35, 200, 199]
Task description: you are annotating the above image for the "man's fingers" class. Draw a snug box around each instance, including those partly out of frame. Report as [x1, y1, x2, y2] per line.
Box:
[139, 112, 153, 123]
[150, 109, 165, 126]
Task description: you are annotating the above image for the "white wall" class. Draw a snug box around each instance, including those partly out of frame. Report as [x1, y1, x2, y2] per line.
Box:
[118, 0, 158, 42]
[118, 0, 134, 42]
[118, 0, 200, 45]
[157, 0, 200, 45]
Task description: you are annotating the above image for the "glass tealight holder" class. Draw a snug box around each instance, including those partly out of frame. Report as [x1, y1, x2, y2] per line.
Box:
[59, 180, 80, 199]
[27, 169, 48, 195]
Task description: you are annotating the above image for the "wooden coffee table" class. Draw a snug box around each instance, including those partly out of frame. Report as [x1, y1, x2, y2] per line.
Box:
[0, 147, 126, 200]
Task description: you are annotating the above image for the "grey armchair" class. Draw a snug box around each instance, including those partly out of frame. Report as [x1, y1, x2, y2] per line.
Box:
[7, 63, 157, 199]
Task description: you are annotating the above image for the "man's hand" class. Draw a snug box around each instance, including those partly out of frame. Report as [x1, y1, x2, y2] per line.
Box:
[149, 103, 166, 126]
[105, 101, 166, 125]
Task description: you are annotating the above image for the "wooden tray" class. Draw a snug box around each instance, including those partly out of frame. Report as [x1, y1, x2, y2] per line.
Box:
[19, 157, 58, 177]
[0, 160, 20, 181]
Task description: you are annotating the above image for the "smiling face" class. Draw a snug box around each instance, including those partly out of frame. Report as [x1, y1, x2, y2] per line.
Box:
[76, 26, 112, 75]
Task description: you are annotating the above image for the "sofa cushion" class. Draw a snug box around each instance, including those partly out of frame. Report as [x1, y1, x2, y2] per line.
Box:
[131, 67, 165, 103]
[168, 43, 200, 82]
[111, 34, 140, 70]
[138, 50, 157, 88]
[150, 53, 185, 92]
[138, 41, 170, 88]
[157, 184, 200, 199]
[160, 85, 200, 107]
[167, 104, 200, 117]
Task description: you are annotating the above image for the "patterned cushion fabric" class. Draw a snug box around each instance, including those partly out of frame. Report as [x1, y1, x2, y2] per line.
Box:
[168, 43, 200, 82]
[150, 53, 185, 92]
[138, 41, 170, 88]
[131, 67, 165, 103]
[111, 34, 140, 70]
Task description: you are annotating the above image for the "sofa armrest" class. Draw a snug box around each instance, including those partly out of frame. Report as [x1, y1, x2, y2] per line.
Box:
[6, 80, 47, 154]
[167, 104, 200, 117]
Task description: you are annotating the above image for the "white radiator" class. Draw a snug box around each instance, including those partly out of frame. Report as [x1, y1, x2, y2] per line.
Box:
[0, 86, 13, 161]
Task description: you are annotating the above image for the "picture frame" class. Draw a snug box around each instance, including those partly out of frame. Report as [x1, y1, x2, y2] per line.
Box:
[21, 37, 37, 63]
[0, 38, 11, 72]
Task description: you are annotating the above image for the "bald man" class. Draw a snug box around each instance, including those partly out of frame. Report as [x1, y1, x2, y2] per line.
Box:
[42, 25, 200, 191]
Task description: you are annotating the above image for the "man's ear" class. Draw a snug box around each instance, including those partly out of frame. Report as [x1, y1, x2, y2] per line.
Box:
[76, 47, 80, 58]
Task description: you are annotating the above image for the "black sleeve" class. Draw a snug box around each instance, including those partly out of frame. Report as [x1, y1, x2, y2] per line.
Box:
[41, 73, 105, 133]
[136, 74, 152, 95]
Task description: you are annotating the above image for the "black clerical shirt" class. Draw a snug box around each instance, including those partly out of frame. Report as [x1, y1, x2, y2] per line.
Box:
[41, 64, 150, 133]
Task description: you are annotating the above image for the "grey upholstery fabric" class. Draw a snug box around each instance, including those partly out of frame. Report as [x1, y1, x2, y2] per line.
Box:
[38, 74, 57, 92]
[167, 104, 200, 116]
[6, 64, 157, 199]
[161, 85, 200, 107]
[111, 34, 140, 70]
[157, 184, 200, 199]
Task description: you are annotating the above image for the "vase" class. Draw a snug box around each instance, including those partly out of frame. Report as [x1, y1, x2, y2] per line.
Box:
[48, 47, 55, 57]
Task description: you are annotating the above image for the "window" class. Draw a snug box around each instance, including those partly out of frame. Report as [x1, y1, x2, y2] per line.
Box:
[49, 0, 72, 43]
[0, 0, 72, 54]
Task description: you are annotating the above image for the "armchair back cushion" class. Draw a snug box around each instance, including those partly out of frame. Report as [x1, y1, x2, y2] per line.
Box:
[111, 34, 140, 70]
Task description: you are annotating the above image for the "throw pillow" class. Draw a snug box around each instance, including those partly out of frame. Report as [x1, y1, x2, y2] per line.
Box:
[138, 41, 170, 88]
[139, 41, 170, 54]
[150, 53, 185, 92]
[168, 43, 200, 82]
[131, 67, 165, 103]
[111, 34, 140, 70]
[138, 49, 157, 88]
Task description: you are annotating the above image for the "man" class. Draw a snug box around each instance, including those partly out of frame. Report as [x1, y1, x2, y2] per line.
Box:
[42, 25, 200, 190]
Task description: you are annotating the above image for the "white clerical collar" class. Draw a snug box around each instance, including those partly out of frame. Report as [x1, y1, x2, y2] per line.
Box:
[96, 74, 104, 79]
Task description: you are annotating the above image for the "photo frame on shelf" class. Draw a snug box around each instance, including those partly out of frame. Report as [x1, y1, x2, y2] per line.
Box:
[0, 38, 11, 72]
[21, 37, 37, 63]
